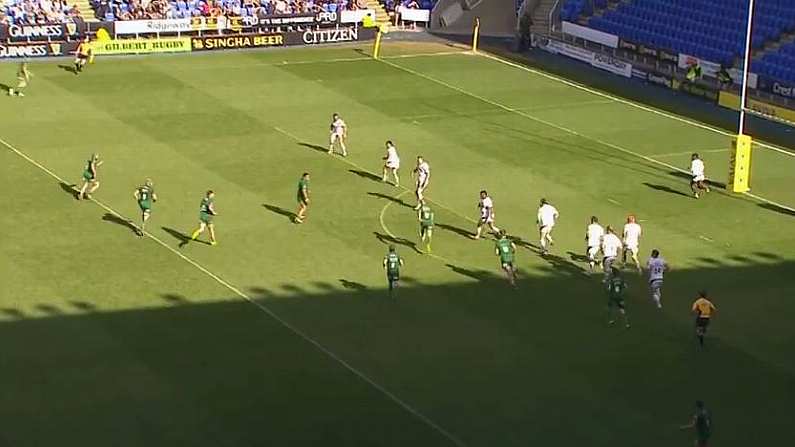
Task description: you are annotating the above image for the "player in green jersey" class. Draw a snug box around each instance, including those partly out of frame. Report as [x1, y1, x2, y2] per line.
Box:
[133, 179, 157, 237]
[383, 245, 404, 299]
[418, 203, 434, 253]
[78, 153, 102, 200]
[190, 190, 218, 245]
[680, 400, 712, 447]
[495, 230, 518, 287]
[8, 61, 31, 97]
[606, 267, 630, 328]
[295, 173, 310, 224]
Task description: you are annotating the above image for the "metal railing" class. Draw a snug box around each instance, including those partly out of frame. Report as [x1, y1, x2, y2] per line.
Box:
[549, 0, 562, 34]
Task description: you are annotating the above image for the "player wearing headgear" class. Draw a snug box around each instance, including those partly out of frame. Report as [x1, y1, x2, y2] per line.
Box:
[473, 190, 500, 240]
[646, 249, 668, 308]
[412, 156, 430, 210]
[690, 153, 710, 198]
[381, 140, 400, 186]
[328, 113, 348, 156]
[622, 215, 643, 273]
[536, 198, 559, 255]
[585, 216, 605, 272]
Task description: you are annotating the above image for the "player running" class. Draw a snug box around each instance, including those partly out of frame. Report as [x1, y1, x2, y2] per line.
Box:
[601, 225, 623, 281]
[412, 156, 430, 210]
[585, 216, 605, 272]
[646, 249, 668, 308]
[78, 153, 103, 200]
[622, 215, 643, 273]
[133, 179, 157, 237]
[536, 198, 559, 255]
[190, 190, 218, 246]
[418, 202, 434, 253]
[606, 267, 631, 328]
[473, 190, 500, 240]
[295, 172, 310, 224]
[495, 230, 518, 287]
[8, 61, 31, 97]
[383, 245, 404, 299]
[680, 400, 712, 447]
[328, 113, 348, 156]
[690, 153, 710, 198]
[74, 36, 92, 74]
[381, 140, 400, 186]
[691, 291, 716, 349]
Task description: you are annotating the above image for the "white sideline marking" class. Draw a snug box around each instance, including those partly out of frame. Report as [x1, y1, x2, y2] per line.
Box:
[0, 136, 467, 447]
[655, 148, 729, 158]
[606, 198, 621, 205]
[379, 190, 411, 240]
[399, 99, 613, 122]
[378, 58, 795, 214]
[476, 52, 795, 159]
[699, 235, 715, 243]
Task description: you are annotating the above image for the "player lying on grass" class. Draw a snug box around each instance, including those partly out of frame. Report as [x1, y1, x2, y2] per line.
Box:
[622, 215, 643, 273]
[295, 172, 310, 223]
[585, 216, 605, 272]
[8, 62, 31, 97]
[691, 291, 716, 349]
[78, 153, 102, 200]
[690, 153, 710, 199]
[606, 267, 630, 329]
[383, 245, 404, 299]
[495, 230, 518, 287]
[537, 198, 559, 255]
[412, 156, 430, 210]
[133, 179, 157, 237]
[418, 202, 434, 253]
[646, 249, 668, 309]
[191, 190, 218, 245]
[328, 113, 348, 156]
[382, 140, 400, 186]
[473, 190, 500, 240]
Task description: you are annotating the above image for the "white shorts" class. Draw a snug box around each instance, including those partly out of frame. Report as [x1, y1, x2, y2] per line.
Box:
[540, 225, 554, 238]
[624, 243, 638, 255]
[330, 132, 344, 144]
[385, 160, 399, 169]
[692, 175, 705, 183]
[479, 215, 494, 225]
[587, 245, 599, 259]
[416, 177, 429, 191]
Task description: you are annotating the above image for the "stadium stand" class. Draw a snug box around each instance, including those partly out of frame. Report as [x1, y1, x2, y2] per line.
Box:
[377, 0, 435, 13]
[561, 0, 795, 86]
[2, 0, 83, 24]
[89, 0, 372, 21]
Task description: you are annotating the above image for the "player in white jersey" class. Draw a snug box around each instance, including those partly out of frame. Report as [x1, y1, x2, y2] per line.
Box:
[328, 113, 348, 156]
[646, 249, 669, 308]
[381, 140, 400, 186]
[412, 156, 430, 210]
[690, 153, 710, 198]
[622, 215, 643, 273]
[473, 190, 501, 239]
[536, 198, 559, 255]
[601, 225, 623, 280]
[585, 216, 605, 272]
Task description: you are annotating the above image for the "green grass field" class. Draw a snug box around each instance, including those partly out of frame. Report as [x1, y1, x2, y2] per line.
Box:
[1, 41, 794, 446]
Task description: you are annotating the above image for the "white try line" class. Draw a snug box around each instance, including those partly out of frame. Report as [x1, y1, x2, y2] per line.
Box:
[378, 58, 795, 214]
[398, 99, 614, 122]
[654, 148, 729, 158]
[0, 136, 467, 447]
[475, 51, 795, 159]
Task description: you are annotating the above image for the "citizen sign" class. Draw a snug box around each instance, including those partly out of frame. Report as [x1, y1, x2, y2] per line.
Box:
[302, 28, 358, 44]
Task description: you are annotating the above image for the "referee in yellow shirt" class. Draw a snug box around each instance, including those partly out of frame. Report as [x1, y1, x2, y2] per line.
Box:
[691, 291, 716, 349]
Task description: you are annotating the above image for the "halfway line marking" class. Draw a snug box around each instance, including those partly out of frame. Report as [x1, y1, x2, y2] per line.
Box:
[0, 136, 467, 447]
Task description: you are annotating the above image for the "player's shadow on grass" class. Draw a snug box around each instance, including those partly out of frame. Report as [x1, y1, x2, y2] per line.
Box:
[101, 213, 139, 235]
[567, 251, 590, 263]
[666, 171, 727, 189]
[367, 192, 412, 208]
[262, 203, 296, 222]
[58, 182, 78, 199]
[508, 236, 541, 252]
[759, 202, 795, 217]
[642, 182, 691, 198]
[445, 264, 496, 282]
[0, 82, 11, 94]
[57, 64, 77, 74]
[436, 223, 473, 240]
[541, 253, 587, 277]
[349, 169, 382, 183]
[298, 142, 327, 153]
[162, 226, 195, 248]
[373, 232, 422, 254]
[339, 279, 367, 291]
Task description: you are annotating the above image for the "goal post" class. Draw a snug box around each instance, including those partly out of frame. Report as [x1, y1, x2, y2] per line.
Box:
[728, 135, 752, 193]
